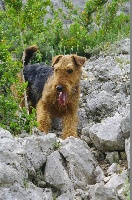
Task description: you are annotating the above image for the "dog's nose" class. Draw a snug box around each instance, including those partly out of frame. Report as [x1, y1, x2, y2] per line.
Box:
[56, 85, 63, 92]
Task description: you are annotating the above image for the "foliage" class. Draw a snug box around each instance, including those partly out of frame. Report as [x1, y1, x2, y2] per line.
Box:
[123, 178, 130, 200]
[53, 140, 61, 150]
[74, 0, 130, 55]
[1, 0, 130, 59]
[0, 38, 37, 134]
[0, 0, 130, 135]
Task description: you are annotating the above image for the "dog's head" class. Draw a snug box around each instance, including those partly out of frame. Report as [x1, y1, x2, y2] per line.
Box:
[52, 54, 87, 105]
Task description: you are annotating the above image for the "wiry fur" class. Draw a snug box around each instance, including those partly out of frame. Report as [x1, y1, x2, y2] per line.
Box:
[22, 46, 86, 139]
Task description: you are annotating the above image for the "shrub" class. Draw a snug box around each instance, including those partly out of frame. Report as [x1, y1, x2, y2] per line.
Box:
[0, 35, 37, 134]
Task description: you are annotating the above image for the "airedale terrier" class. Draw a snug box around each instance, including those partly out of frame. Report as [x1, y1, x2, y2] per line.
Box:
[23, 46, 86, 139]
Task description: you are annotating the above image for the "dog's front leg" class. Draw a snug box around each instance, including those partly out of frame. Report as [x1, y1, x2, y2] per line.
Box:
[36, 99, 51, 134]
[62, 113, 78, 139]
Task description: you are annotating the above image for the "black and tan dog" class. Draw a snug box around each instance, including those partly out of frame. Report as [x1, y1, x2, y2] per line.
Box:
[14, 46, 86, 139]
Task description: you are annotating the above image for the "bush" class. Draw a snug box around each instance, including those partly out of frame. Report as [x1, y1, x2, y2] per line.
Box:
[1, 0, 130, 59]
[0, 39, 37, 134]
[0, 0, 130, 135]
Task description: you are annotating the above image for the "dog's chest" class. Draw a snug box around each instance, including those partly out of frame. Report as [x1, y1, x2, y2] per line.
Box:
[49, 101, 68, 118]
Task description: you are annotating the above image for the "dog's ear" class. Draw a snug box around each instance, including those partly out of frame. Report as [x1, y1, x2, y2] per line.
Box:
[72, 55, 87, 67]
[52, 55, 63, 67]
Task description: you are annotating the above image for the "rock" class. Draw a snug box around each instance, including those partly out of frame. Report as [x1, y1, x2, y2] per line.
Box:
[115, 38, 130, 54]
[0, 183, 53, 200]
[56, 192, 75, 200]
[0, 148, 24, 171]
[19, 133, 57, 171]
[105, 174, 123, 189]
[107, 163, 120, 175]
[0, 163, 23, 187]
[51, 0, 87, 11]
[60, 137, 97, 188]
[51, 118, 62, 132]
[86, 91, 118, 122]
[1, 1, 130, 16]
[105, 170, 128, 190]
[125, 137, 130, 170]
[120, 104, 130, 138]
[120, 151, 127, 161]
[45, 0, 87, 26]
[89, 183, 119, 200]
[78, 108, 88, 132]
[44, 151, 74, 193]
[88, 103, 130, 152]
[89, 113, 125, 152]
[0, 128, 21, 152]
[94, 166, 105, 183]
[106, 152, 119, 164]
[0, 130, 57, 199]
[0, 0, 5, 9]
[80, 134, 91, 145]
[40, 188, 53, 200]
[91, 148, 105, 161]
[104, 176, 111, 183]
[74, 189, 89, 200]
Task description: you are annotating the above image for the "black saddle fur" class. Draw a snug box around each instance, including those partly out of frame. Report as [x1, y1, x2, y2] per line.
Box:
[23, 62, 53, 107]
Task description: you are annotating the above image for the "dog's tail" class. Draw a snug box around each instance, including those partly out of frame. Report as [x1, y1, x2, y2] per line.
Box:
[23, 45, 38, 66]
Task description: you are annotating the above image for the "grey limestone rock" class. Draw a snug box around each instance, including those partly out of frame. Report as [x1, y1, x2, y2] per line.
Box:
[105, 170, 128, 189]
[86, 90, 118, 122]
[0, 128, 21, 152]
[60, 137, 97, 188]
[107, 163, 119, 175]
[125, 137, 130, 170]
[106, 152, 119, 164]
[89, 109, 130, 152]
[86, 104, 130, 153]
[0, 183, 53, 200]
[0, 163, 23, 187]
[94, 166, 105, 183]
[44, 151, 74, 193]
[0, 130, 56, 200]
[19, 133, 57, 171]
[78, 108, 88, 132]
[120, 104, 130, 139]
[56, 192, 75, 200]
[89, 182, 119, 200]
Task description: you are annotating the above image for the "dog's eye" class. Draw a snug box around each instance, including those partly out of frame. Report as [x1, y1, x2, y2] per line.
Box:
[67, 69, 73, 74]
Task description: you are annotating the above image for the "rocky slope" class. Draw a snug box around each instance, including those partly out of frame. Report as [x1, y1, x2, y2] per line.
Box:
[0, 38, 130, 200]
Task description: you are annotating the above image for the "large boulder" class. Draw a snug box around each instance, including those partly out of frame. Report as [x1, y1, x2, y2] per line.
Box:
[60, 137, 97, 188]
[44, 151, 74, 193]
[88, 183, 119, 200]
[88, 109, 130, 152]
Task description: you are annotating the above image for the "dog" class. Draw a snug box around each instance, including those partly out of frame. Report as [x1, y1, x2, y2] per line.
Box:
[21, 46, 86, 139]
